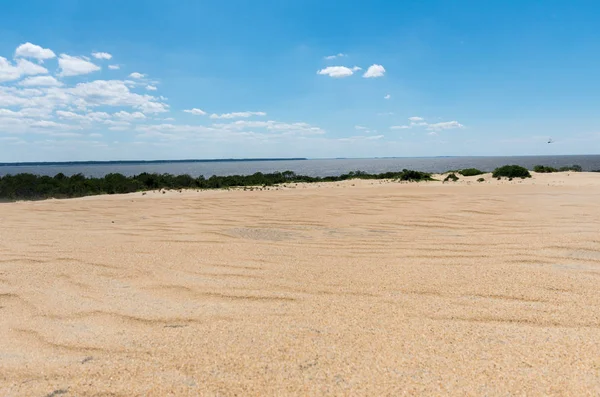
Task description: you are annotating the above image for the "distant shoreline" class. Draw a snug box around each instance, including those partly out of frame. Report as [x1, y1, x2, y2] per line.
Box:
[0, 158, 308, 167]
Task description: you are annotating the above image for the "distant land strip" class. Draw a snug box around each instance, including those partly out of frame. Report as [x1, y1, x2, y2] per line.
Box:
[0, 158, 308, 167]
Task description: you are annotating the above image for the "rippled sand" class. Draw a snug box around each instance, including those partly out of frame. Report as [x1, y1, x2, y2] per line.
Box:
[1, 173, 600, 396]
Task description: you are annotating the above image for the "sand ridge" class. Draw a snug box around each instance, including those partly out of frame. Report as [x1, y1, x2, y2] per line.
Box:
[1, 172, 600, 395]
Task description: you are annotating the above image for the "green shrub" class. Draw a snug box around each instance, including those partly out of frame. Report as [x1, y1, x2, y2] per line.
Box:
[458, 168, 484, 177]
[492, 165, 531, 179]
[0, 168, 436, 201]
[533, 165, 558, 173]
[397, 169, 433, 181]
[559, 165, 582, 172]
[444, 173, 459, 182]
[477, 177, 485, 183]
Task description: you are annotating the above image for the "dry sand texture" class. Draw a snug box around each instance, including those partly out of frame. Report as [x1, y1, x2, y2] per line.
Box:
[1, 172, 600, 396]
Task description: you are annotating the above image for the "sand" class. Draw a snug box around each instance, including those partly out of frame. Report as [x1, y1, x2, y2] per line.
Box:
[1, 172, 600, 396]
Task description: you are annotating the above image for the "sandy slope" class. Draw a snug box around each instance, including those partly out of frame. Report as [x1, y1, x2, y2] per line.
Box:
[1, 172, 600, 396]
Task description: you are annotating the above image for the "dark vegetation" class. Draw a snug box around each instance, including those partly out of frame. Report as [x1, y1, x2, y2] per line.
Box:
[0, 169, 433, 201]
[533, 165, 559, 173]
[477, 177, 485, 183]
[492, 165, 532, 179]
[534, 164, 582, 173]
[458, 168, 484, 177]
[443, 173, 459, 182]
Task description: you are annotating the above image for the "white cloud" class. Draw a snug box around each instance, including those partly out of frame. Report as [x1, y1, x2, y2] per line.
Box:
[19, 75, 62, 87]
[0, 57, 48, 82]
[30, 120, 73, 129]
[363, 64, 386, 78]
[92, 52, 112, 60]
[384, 94, 391, 100]
[134, 119, 325, 143]
[106, 121, 131, 131]
[355, 125, 368, 130]
[317, 66, 362, 78]
[129, 72, 145, 79]
[58, 54, 101, 77]
[108, 64, 120, 70]
[427, 121, 464, 131]
[146, 85, 157, 91]
[324, 53, 347, 60]
[16, 59, 49, 75]
[210, 111, 266, 119]
[0, 57, 22, 82]
[56, 111, 110, 122]
[15, 42, 56, 61]
[0, 107, 51, 119]
[338, 134, 384, 143]
[212, 120, 325, 135]
[67, 80, 168, 113]
[114, 110, 146, 120]
[391, 118, 464, 132]
[183, 108, 207, 116]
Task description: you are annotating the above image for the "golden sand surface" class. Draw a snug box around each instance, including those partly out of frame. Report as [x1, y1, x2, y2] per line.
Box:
[1, 172, 600, 396]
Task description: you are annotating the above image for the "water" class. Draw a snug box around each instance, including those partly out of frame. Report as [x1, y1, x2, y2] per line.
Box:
[1, 155, 599, 178]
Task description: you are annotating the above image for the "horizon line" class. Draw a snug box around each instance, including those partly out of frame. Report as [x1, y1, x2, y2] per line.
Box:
[1, 153, 599, 167]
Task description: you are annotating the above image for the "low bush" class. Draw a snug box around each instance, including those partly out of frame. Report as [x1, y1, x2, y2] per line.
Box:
[492, 165, 531, 179]
[559, 165, 582, 172]
[444, 173, 459, 182]
[458, 168, 484, 177]
[477, 177, 485, 182]
[533, 165, 558, 173]
[0, 168, 434, 201]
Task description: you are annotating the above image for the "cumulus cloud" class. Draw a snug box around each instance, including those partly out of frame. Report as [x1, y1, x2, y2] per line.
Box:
[317, 66, 361, 78]
[0, 58, 22, 82]
[183, 108, 207, 116]
[338, 134, 384, 143]
[67, 80, 168, 113]
[114, 110, 146, 120]
[1, 43, 334, 152]
[211, 120, 325, 135]
[427, 121, 464, 131]
[31, 120, 77, 129]
[92, 52, 112, 60]
[363, 64, 386, 78]
[19, 76, 63, 87]
[15, 42, 56, 61]
[384, 94, 391, 100]
[0, 57, 48, 82]
[209, 111, 266, 119]
[134, 119, 326, 143]
[108, 64, 120, 70]
[16, 59, 48, 75]
[324, 53, 347, 60]
[391, 117, 464, 132]
[58, 54, 101, 77]
[56, 110, 110, 122]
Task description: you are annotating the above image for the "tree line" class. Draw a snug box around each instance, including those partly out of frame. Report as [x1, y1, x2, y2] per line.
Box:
[0, 169, 432, 200]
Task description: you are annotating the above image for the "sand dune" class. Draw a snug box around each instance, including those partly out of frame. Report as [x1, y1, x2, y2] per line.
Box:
[1, 172, 600, 396]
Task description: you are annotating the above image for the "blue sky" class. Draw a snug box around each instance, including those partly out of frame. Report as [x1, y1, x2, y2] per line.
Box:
[0, 0, 599, 161]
